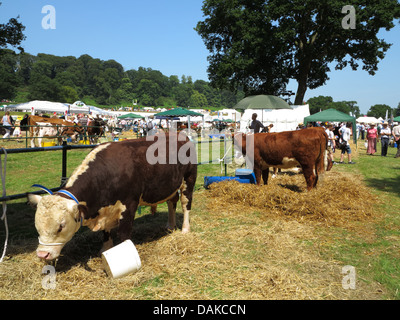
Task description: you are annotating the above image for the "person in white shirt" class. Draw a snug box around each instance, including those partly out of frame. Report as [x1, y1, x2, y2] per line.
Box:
[339, 122, 355, 164]
[392, 123, 400, 158]
[379, 122, 391, 157]
[325, 123, 335, 164]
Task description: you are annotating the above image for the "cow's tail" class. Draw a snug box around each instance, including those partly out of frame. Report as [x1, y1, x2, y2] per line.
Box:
[317, 131, 330, 176]
[324, 131, 333, 172]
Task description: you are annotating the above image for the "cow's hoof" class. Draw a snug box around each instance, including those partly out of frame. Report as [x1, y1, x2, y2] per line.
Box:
[181, 227, 190, 234]
[166, 225, 176, 233]
[100, 239, 113, 254]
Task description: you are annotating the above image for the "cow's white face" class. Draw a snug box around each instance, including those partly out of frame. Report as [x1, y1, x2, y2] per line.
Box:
[28, 194, 81, 261]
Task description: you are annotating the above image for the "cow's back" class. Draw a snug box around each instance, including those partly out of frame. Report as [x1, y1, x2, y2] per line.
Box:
[66, 133, 197, 216]
[254, 130, 325, 164]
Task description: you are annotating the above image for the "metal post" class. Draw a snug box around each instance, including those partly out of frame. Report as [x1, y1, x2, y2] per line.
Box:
[61, 141, 68, 187]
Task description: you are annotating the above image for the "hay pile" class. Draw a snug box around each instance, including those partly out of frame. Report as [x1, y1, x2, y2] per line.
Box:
[207, 171, 378, 227]
[0, 170, 385, 300]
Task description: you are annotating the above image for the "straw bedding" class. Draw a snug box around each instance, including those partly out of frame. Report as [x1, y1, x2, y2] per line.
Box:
[207, 171, 378, 228]
[0, 169, 384, 300]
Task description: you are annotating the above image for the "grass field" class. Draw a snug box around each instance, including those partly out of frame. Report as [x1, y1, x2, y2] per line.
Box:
[0, 136, 399, 300]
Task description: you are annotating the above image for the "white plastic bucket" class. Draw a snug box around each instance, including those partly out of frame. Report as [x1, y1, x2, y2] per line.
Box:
[101, 240, 141, 279]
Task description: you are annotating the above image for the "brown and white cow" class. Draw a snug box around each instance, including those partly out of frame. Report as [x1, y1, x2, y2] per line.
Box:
[234, 127, 331, 191]
[27, 133, 197, 261]
[25, 115, 82, 148]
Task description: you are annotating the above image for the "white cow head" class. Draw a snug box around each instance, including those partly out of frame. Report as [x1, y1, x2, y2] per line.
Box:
[28, 194, 83, 261]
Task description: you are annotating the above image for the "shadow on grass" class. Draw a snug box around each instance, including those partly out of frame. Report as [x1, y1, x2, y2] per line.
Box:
[0, 201, 182, 273]
[363, 166, 400, 198]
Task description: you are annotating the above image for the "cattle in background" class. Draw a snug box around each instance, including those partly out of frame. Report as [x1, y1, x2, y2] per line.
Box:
[87, 118, 106, 144]
[28, 133, 198, 261]
[234, 127, 331, 191]
[24, 115, 82, 148]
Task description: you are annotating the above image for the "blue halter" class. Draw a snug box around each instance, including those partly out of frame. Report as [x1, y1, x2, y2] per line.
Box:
[31, 185, 79, 204]
[31, 184, 82, 226]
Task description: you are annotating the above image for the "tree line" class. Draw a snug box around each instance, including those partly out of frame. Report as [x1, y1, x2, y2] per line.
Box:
[0, 49, 244, 109]
[308, 96, 400, 119]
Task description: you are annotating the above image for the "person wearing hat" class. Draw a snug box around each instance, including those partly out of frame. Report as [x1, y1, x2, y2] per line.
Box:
[379, 122, 391, 157]
[366, 123, 377, 155]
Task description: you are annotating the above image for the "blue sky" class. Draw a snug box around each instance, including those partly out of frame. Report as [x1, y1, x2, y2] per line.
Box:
[1, 0, 399, 114]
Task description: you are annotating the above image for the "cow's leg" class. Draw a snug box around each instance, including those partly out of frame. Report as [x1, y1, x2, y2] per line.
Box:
[101, 230, 113, 253]
[167, 192, 179, 231]
[261, 168, 270, 185]
[180, 172, 196, 234]
[117, 201, 138, 241]
[253, 166, 262, 185]
[30, 133, 36, 148]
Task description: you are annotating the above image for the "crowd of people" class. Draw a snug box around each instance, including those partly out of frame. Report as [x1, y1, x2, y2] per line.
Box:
[248, 113, 400, 164]
[359, 122, 400, 158]
[323, 121, 400, 161]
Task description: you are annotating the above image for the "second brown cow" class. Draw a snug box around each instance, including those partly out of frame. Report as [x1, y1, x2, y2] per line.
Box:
[234, 127, 332, 190]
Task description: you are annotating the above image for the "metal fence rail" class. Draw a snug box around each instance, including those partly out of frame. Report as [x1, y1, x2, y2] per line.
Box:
[0, 142, 96, 202]
[2, 124, 108, 148]
[0, 136, 232, 203]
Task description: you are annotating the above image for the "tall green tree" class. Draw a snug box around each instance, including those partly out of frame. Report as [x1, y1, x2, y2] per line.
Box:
[367, 104, 392, 119]
[196, 0, 400, 104]
[0, 49, 19, 98]
[0, 2, 26, 52]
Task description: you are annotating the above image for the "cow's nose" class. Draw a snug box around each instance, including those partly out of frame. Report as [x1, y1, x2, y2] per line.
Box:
[37, 251, 51, 260]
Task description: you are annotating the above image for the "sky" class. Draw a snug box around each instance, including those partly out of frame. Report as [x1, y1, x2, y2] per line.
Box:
[1, 0, 399, 114]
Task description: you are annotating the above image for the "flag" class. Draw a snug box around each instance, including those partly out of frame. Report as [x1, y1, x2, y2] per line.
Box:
[385, 109, 388, 122]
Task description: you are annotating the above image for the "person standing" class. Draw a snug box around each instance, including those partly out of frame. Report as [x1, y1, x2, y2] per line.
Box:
[379, 122, 391, 157]
[366, 123, 378, 155]
[1, 111, 13, 139]
[325, 123, 336, 164]
[393, 122, 400, 158]
[339, 122, 355, 164]
[249, 113, 264, 133]
[360, 123, 366, 140]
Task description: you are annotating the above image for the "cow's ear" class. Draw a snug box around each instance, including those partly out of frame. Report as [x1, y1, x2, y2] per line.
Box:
[27, 194, 42, 208]
[77, 204, 89, 220]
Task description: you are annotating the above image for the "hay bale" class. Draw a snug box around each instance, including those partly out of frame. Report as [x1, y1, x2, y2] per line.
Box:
[207, 171, 378, 227]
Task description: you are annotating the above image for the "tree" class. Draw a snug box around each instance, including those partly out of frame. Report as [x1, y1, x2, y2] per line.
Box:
[0, 49, 19, 99]
[367, 104, 392, 118]
[307, 96, 334, 114]
[394, 103, 400, 117]
[0, 3, 26, 52]
[196, 0, 400, 104]
[189, 90, 208, 109]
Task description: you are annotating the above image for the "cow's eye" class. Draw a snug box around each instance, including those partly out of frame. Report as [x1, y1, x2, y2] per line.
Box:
[58, 223, 65, 233]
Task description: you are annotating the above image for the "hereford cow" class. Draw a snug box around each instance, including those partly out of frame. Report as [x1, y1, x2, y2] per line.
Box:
[87, 118, 106, 144]
[27, 133, 197, 261]
[22, 115, 82, 148]
[234, 127, 331, 191]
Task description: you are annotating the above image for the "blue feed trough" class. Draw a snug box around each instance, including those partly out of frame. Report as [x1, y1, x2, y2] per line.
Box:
[204, 169, 257, 189]
[234, 169, 257, 184]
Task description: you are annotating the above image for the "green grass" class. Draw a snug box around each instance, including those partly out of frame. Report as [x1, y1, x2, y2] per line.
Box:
[328, 141, 400, 299]
[1, 138, 400, 299]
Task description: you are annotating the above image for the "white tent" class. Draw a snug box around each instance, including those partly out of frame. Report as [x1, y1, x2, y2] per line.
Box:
[356, 116, 380, 124]
[9, 100, 114, 116]
[240, 104, 310, 132]
[10, 100, 70, 114]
